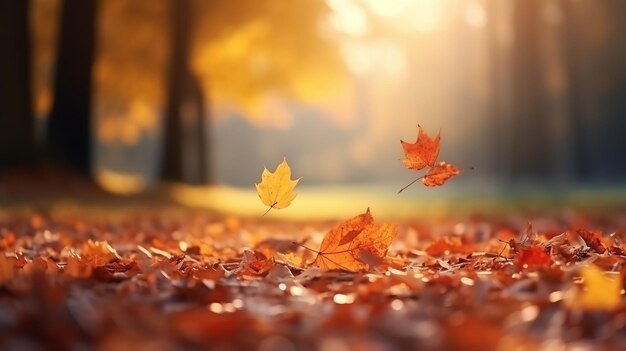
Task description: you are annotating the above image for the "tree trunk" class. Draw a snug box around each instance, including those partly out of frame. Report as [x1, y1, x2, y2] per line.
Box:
[486, 0, 508, 179]
[0, 1, 34, 168]
[511, 0, 552, 180]
[162, 0, 208, 184]
[560, 0, 589, 180]
[46, 0, 96, 175]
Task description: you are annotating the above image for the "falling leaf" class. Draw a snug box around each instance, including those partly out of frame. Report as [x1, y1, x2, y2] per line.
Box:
[314, 209, 397, 272]
[568, 265, 622, 311]
[515, 246, 553, 270]
[255, 158, 300, 215]
[421, 162, 462, 187]
[400, 125, 440, 170]
[577, 229, 606, 254]
[398, 125, 462, 193]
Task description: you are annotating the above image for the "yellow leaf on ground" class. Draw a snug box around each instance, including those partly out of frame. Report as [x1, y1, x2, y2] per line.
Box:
[255, 158, 300, 214]
[568, 265, 622, 311]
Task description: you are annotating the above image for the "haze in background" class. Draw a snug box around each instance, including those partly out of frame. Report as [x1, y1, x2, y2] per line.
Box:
[28, 0, 626, 193]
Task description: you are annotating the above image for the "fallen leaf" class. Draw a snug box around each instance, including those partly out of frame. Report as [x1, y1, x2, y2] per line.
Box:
[519, 222, 538, 246]
[400, 125, 440, 170]
[64, 254, 93, 279]
[577, 229, 606, 254]
[314, 209, 397, 272]
[421, 162, 462, 187]
[238, 250, 274, 277]
[255, 158, 300, 215]
[0, 231, 16, 249]
[608, 246, 626, 256]
[515, 246, 553, 270]
[82, 240, 120, 266]
[0, 253, 14, 285]
[568, 265, 622, 311]
[425, 237, 475, 257]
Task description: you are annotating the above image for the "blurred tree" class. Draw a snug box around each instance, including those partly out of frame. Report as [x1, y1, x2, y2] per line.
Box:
[46, 0, 96, 174]
[160, 0, 346, 184]
[595, 1, 626, 179]
[560, 0, 589, 180]
[0, 1, 34, 168]
[510, 0, 552, 180]
[162, 0, 207, 184]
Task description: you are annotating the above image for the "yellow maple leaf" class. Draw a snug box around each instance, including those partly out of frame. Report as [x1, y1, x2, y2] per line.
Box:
[255, 158, 300, 215]
[567, 265, 622, 311]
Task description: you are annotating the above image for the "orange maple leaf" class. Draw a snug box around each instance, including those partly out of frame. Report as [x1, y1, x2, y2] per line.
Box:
[313, 209, 397, 272]
[421, 162, 462, 187]
[400, 125, 440, 170]
[398, 125, 463, 193]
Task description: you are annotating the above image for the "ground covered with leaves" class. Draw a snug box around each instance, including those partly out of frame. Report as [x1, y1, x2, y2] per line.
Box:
[2, 208, 626, 351]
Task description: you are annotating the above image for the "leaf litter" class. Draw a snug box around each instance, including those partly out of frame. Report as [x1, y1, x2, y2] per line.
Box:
[2, 210, 626, 350]
[2, 126, 625, 350]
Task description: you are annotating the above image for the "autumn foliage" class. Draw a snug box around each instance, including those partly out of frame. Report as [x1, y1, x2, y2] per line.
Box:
[3, 124, 626, 349]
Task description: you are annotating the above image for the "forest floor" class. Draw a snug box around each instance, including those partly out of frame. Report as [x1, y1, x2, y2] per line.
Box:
[2, 171, 626, 350]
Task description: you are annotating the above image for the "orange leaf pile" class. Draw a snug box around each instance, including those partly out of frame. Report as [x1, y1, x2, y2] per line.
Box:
[399, 125, 462, 192]
[313, 208, 397, 272]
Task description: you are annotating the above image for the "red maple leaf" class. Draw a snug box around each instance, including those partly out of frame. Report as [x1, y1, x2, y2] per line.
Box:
[515, 246, 553, 270]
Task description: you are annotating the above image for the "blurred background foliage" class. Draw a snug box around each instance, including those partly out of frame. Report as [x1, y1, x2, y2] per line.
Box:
[2, 0, 626, 217]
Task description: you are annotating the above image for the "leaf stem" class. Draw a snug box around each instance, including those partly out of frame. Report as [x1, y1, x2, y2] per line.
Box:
[291, 241, 353, 271]
[397, 175, 425, 194]
[291, 241, 319, 254]
[262, 202, 277, 216]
